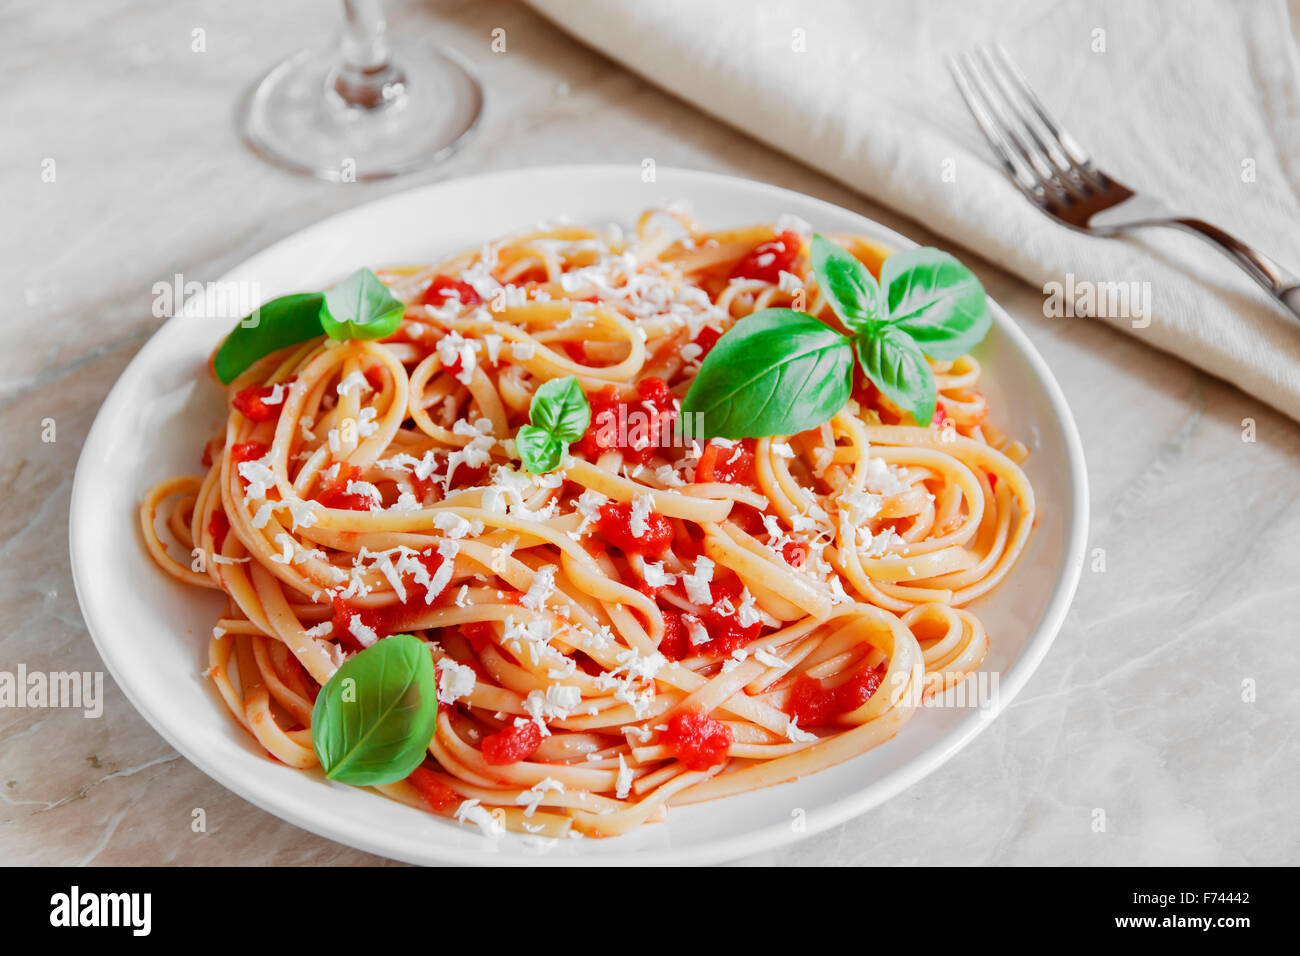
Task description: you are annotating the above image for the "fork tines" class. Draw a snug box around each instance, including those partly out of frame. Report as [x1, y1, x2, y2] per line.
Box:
[947, 45, 1111, 207]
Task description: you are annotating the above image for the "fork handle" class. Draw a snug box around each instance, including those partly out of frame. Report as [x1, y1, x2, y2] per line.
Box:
[1168, 218, 1300, 321]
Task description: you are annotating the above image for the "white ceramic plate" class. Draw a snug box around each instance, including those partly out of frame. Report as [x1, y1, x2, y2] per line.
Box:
[69, 165, 1088, 865]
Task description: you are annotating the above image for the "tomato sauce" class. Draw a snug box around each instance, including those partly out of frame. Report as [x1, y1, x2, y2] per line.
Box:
[596, 501, 673, 556]
[697, 576, 761, 654]
[661, 708, 732, 770]
[691, 325, 723, 359]
[788, 663, 883, 727]
[330, 549, 450, 652]
[781, 541, 807, 568]
[231, 380, 292, 423]
[695, 438, 756, 485]
[657, 608, 690, 661]
[729, 230, 801, 283]
[481, 720, 543, 766]
[461, 620, 496, 653]
[407, 765, 460, 811]
[421, 275, 482, 309]
[314, 463, 378, 511]
[577, 376, 679, 465]
[208, 511, 230, 552]
[230, 441, 268, 465]
[229, 441, 269, 489]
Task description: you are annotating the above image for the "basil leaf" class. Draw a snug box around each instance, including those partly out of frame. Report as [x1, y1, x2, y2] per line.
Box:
[320, 267, 406, 342]
[681, 308, 854, 439]
[311, 633, 438, 786]
[811, 234, 881, 333]
[213, 292, 325, 385]
[517, 424, 565, 474]
[880, 248, 991, 361]
[854, 326, 936, 426]
[530, 376, 590, 443]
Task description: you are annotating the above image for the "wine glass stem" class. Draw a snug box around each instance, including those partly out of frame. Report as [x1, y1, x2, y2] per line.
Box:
[333, 0, 406, 110]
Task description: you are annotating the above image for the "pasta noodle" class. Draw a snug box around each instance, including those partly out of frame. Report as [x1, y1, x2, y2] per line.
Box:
[141, 209, 1034, 840]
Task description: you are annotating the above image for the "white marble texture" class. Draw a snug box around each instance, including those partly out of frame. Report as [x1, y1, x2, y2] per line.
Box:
[1, 0, 1296, 866]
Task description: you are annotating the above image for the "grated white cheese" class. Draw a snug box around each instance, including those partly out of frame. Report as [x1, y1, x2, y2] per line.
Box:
[615, 754, 633, 799]
[336, 370, 369, 397]
[641, 562, 677, 588]
[268, 533, 295, 564]
[683, 613, 709, 646]
[681, 556, 715, 605]
[454, 799, 504, 837]
[521, 564, 558, 611]
[437, 659, 477, 704]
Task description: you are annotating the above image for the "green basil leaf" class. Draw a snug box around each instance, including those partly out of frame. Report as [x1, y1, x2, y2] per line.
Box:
[681, 308, 854, 439]
[811, 234, 881, 332]
[530, 376, 591, 443]
[517, 424, 565, 474]
[311, 633, 438, 786]
[320, 267, 406, 342]
[213, 292, 325, 385]
[880, 248, 991, 360]
[854, 326, 936, 426]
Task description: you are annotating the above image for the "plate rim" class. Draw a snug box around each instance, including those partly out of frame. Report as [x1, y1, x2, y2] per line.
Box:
[69, 163, 1089, 866]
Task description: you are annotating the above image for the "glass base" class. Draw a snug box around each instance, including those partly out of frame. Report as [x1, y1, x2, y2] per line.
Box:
[240, 39, 483, 182]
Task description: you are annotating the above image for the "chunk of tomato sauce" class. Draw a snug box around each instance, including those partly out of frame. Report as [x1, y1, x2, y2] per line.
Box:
[729, 230, 801, 284]
[695, 438, 756, 485]
[661, 708, 732, 771]
[461, 620, 496, 653]
[577, 376, 679, 465]
[407, 765, 461, 812]
[691, 324, 723, 359]
[788, 663, 883, 728]
[481, 720, 543, 766]
[697, 576, 761, 654]
[596, 501, 673, 556]
[330, 550, 450, 652]
[228, 441, 269, 489]
[231, 379, 293, 423]
[208, 511, 230, 552]
[314, 463, 378, 511]
[781, 541, 807, 568]
[421, 275, 482, 309]
[413, 460, 488, 501]
[230, 441, 268, 465]
[654, 576, 761, 660]
[657, 607, 690, 662]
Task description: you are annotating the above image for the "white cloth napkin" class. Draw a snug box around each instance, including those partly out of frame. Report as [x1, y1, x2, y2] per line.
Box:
[526, 0, 1300, 421]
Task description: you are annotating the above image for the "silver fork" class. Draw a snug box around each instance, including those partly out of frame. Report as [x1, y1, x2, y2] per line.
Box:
[949, 45, 1300, 321]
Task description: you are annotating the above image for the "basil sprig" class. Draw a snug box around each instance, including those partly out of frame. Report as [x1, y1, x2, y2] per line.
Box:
[680, 309, 854, 439]
[517, 375, 591, 474]
[214, 293, 325, 386]
[682, 234, 991, 437]
[213, 267, 405, 384]
[311, 633, 439, 786]
[320, 268, 406, 341]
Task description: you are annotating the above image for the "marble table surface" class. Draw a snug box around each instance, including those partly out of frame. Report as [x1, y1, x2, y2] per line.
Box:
[2, 0, 1297, 866]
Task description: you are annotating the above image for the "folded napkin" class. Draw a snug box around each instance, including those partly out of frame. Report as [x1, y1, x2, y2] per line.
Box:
[527, 0, 1300, 421]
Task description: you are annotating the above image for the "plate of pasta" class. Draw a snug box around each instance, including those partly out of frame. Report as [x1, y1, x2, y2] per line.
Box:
[70, 165, 1087, 864]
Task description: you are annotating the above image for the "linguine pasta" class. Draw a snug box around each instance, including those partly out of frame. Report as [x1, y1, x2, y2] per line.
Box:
[141, 208, 1033, 840]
